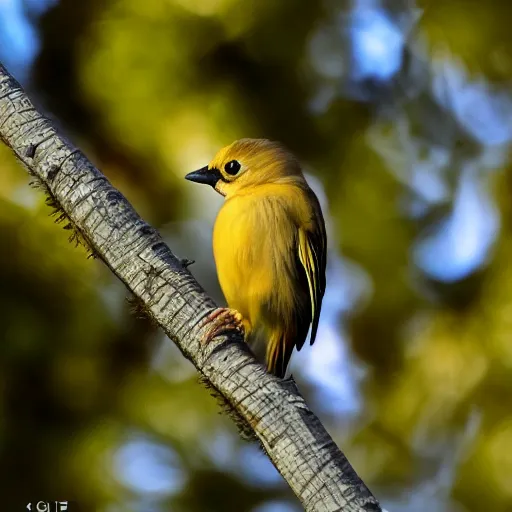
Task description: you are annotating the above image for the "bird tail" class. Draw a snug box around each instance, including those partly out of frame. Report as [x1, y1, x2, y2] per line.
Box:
[265, 330, 295, 379]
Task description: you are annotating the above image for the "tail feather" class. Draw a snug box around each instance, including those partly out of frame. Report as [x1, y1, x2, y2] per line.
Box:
[248, 321, 305, 378]
[266, 331, 295, 378]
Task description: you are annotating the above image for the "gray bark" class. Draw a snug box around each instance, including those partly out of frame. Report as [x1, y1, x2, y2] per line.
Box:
[0, 61, 382, 512]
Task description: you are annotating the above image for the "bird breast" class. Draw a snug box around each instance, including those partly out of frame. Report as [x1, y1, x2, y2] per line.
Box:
[212, 186, 302, 325]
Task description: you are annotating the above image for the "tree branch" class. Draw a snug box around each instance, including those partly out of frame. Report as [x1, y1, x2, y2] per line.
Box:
[0, 61, 382, 512]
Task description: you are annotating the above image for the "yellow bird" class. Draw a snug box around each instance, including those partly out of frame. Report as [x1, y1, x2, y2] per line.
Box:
[185, 138, 327, 378]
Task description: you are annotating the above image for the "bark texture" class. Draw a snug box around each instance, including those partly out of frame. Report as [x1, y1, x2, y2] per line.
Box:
[0, 62, 382, 512]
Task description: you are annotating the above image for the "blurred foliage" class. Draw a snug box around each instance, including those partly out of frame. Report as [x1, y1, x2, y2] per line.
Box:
[1, 0, 512, 510]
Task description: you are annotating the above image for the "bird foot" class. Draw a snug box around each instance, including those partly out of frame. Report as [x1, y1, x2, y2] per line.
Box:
[200, 308, 245, 344]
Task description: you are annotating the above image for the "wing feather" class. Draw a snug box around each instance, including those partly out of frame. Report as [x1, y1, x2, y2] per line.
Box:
[297, 191, 327, 349]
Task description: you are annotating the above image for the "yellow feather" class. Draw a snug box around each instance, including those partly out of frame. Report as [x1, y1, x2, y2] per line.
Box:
[187, 138, 327, 378]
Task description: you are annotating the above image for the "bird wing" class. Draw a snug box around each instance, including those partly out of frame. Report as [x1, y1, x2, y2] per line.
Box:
[296, 192, 327, 349]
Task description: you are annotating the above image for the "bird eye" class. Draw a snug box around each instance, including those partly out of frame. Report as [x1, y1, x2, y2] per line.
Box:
[224, 160, 241, 176]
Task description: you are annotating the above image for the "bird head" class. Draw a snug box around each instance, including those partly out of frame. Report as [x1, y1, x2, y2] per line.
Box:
[185, 138, 303, 197]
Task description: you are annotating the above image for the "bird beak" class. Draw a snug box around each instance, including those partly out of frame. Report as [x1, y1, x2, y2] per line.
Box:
[185, 166, 221, 188]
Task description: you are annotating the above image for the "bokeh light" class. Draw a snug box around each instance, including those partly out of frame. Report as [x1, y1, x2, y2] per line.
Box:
[1, 0, 512, 510]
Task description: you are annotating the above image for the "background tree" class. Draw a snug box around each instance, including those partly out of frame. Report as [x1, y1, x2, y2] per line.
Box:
[1, 0, 512, 511]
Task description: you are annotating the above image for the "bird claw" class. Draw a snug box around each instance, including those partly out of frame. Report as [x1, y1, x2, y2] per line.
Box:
[200, 308, 245, 344]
